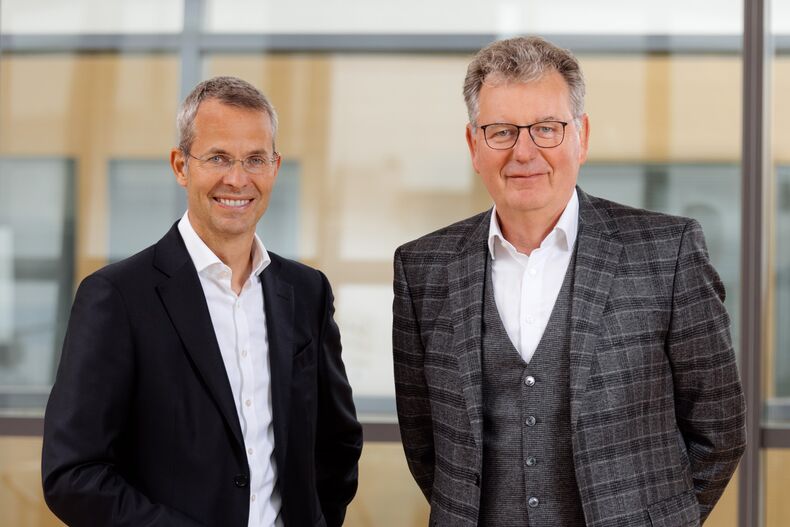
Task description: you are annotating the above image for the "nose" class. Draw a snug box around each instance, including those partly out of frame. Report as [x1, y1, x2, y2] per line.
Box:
[222, 160, 250, 188]
[511, 129, 539, 162]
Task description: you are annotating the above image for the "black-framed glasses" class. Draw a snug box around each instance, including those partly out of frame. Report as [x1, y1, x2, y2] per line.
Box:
[186, 151, 280, 175]
[479, 120, 569, 150]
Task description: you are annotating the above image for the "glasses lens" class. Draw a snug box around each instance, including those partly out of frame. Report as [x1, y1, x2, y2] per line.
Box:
[484, 124, 519, 149]
[530, 121, 565, 147]
[242, 156, 269, 174]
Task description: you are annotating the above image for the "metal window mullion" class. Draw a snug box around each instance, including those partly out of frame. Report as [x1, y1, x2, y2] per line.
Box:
[739, 0, 768, 525]
[179, 0, 204, 101]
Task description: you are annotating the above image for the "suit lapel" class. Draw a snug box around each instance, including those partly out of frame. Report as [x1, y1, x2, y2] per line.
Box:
[569, 189, 623, 429]
[260, 256, 294, 475]
[153, 225, 245, 449]
[448, 211, 491, 449]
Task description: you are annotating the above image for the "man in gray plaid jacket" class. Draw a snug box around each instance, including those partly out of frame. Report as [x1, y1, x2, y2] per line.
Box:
[392, 36, 746, 527]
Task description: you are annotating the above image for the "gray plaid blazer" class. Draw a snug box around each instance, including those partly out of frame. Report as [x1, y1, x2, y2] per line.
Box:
[393, 188, 746, 527]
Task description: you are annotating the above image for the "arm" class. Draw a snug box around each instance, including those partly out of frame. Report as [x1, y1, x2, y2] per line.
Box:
[392, 248, 435, 501]
[667, 219, 747, 522]
[42, 274, 204, 527]
[314, 271, 363, 527]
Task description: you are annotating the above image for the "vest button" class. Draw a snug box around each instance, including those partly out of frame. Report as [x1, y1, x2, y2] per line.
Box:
[525, 375, 536, 387]
[526, 456, 536, 466]
[234, 474, 249, 488]
[528, 497, 539, 508]
[525, 415, 536, 426]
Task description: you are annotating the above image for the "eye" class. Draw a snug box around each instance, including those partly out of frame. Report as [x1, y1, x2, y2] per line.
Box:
[485, 125, 516, 139]
[533, 122, 561, 137]
[207, 154, 231, 166]
[245, 155, 266, 167]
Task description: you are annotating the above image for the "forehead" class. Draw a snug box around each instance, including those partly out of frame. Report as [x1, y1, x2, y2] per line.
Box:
[477, 71, 573, 121]
[192, 99, 273, 146]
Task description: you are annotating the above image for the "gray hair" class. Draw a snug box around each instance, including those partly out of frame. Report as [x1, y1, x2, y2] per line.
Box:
[177, 76, 279, 154]
[463, 36, 586, 128]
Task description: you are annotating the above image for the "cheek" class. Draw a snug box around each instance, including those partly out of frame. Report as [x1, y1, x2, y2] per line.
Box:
[476, 150, 506, 174]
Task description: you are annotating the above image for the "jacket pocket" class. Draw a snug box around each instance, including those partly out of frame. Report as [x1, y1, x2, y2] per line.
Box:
[292, 338, 315, 371]
[647, 489, 700, 527]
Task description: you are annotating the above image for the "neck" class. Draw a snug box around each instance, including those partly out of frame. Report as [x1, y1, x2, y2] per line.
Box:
[496, 204, 565, 256]
[198, 229, 256, 295]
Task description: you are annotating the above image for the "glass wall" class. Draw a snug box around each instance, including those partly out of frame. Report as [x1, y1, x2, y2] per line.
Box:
[1, 0, 784, 525]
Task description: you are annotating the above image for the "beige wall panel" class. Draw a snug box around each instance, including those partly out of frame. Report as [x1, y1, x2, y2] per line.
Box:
[773, 57, 790, 162]
[0, 436, 63, 527]
[583, 55, 741, 162]
[583, 56, 650, 162]
[345, 442, 429, 526]
[0, 55, 87, 155]
[667, 57, 741, 161]
[325, 54, 476, 270]
[767, 450, 790, 526]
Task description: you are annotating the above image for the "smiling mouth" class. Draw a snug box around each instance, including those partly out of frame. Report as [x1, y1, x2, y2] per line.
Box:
[214, 197, 252, 207]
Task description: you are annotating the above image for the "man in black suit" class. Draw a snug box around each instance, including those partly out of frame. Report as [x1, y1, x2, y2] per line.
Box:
[42, 76, 363, 527]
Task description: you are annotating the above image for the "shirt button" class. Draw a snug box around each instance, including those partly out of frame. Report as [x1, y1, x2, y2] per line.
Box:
[525, 315, 535, 324]
[241, 349, 248, 358]
[528, 497, 539, 508]
[525, 375, 536, 387]
[526, 456, 537, 466]
[525, 415, 536, 426]
[251, 494, 256, 502]
[245, 399, 252, 407]
[247, 447, 254, 455]
[528, 268, 537, 276]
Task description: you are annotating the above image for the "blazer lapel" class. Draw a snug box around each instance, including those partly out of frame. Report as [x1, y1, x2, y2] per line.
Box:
[448, 211, 491, 449]
[569, 188, 623, 429]
[259, 256, 295, 476]
[153, 224, 245, 449]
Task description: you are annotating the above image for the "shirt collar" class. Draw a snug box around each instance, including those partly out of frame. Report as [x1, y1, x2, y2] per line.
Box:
[487, 188, 579, 259]
[177, 211, 270, 278]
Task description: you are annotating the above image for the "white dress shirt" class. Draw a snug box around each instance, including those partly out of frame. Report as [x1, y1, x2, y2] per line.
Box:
[178, 212, 282, 527]
[487, 189, 579, 364]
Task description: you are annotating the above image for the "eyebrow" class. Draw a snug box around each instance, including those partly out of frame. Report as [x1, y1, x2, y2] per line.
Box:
[201, 147, 272, 156]
[534, 115, 566, 122]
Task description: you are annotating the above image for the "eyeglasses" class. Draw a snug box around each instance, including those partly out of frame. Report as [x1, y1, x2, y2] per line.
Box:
[186, 151, 280, 175]
[479, 120, 569, 150]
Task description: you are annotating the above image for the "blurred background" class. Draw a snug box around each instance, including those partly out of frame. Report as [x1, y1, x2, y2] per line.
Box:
[0, 0, 788, 525]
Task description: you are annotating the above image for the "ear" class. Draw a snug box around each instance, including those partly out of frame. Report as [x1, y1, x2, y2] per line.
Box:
[577, 113, 590, 165]
[171, 148, 188, 188]
[465, 123, 481, 174]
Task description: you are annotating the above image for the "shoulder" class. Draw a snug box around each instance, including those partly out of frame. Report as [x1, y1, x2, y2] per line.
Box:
[267, 252, 327, 294]
[81, 225, 182, 293]
[583, 191, 694, 242]
[395, 210, 489, 261]
[88, 244, 159, 289]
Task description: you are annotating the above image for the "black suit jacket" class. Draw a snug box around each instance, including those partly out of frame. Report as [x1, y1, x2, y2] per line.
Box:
[42, 223, 363, 527]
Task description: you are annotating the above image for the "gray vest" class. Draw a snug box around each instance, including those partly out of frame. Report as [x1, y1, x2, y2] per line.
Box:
[478, 252, 586, 526]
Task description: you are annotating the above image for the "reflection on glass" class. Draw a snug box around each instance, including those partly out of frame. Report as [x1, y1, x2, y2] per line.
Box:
[108, 159, 185, 261]
[0, 159, 75, 412]
[775, 166, 790, 398]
